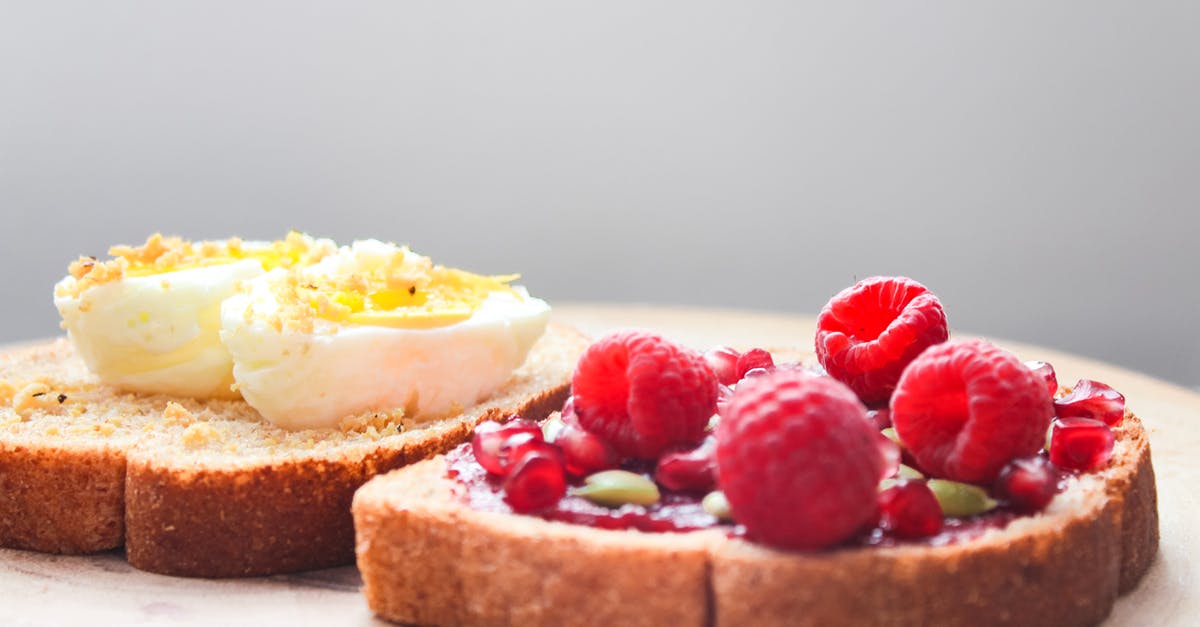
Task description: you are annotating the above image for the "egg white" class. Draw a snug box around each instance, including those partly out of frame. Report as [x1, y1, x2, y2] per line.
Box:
[54, 259, 265, 398]
[219, 245, 551, 430]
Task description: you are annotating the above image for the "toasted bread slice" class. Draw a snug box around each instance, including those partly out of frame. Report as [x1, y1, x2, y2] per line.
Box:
[353, 411, 1157, 627]
[0, 324, 589, 577]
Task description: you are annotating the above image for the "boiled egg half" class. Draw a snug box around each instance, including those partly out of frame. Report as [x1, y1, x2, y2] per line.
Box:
[219, 240, 551, 430]
[53, 233, 336, 398]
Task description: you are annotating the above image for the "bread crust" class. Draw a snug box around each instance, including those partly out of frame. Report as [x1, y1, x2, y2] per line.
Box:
[0, 325, 587, 577]
[0, 441, 125, 553]
[1109, 417, 1158, 593]
[354, 414, 1158, 627]
[355, 458, 720, 627]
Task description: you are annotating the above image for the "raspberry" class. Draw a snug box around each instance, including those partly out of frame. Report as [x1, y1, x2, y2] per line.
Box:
[572, 330, 718, 459]
[815, 276, 949, 405]
[891, 339, 1054, 484]
[716, 370, 885, 550]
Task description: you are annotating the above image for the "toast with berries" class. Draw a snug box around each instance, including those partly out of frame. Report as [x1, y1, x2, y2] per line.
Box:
[354, 277, 1158, 626]
[354, 413, 1154, 626]
[0, 324, 589, 577]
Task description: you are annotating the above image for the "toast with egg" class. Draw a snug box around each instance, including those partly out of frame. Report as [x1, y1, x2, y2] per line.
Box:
[352, 401, 1157, 627]
[2, 233, 588, 577]
[0, 323, 587, 576]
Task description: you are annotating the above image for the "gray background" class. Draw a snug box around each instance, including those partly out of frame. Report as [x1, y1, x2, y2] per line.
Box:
[2, 2, 1198, 386]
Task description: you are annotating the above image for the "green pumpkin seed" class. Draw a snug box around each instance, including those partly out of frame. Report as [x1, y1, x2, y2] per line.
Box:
[571, 470, 660, 507]
[927, 479, 998, 517]
[879, 465, 925, 491]
[702, 490, 734, 522]
[881, 428, 902, 447]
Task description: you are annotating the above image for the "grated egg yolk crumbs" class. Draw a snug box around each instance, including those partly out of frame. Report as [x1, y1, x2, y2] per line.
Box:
[262, 247, 521, 332]
[57, 232, 335, 298]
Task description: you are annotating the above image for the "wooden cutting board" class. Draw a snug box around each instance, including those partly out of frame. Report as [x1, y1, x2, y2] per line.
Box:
[1, 304, 1195, 626]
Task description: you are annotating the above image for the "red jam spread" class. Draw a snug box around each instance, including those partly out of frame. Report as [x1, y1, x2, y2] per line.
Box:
[446, 444, 1036, 548]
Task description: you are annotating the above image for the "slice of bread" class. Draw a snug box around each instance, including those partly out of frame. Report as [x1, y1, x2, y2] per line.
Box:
[352, 410, 1157, 627]
[0, 324, 589, 577]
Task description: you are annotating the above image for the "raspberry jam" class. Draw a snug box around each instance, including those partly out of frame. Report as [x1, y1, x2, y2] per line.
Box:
[449, 446, 720, 532]
[446, 444, 1038, 548]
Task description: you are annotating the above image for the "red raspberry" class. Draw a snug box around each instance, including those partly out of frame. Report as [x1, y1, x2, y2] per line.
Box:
[815, 276, 949, 405]
[716, 370, 885, 550]
[891, 339, 1054, 484]
[572, 330, 718, 459]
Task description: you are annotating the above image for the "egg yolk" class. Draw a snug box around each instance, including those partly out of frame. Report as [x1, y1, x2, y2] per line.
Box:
[309, 270, 520, 330]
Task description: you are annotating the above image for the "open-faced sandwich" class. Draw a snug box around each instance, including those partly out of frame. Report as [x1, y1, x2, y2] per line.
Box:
[353, 276, 1157, 627]
[0, 233, 588, 577]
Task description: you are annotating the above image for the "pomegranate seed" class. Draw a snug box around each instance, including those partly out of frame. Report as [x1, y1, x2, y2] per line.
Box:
[556, 422, 620, 476]
[500, 436, 564, 475]
[1055, 379, 1125, 426]
[740, 367, 771, 381]
[736, 348, 775, 380]
[655, 435, 717, 492]
[716, 384, 733, 416]
[876, 432, 901, 481]
[1024, 361, 1059, 398]
[859, 503, 883, 534]
[994, 456, 1059, 512]
[878, 480, 943, 539]
[470, 418, 543, 475]
[1049, 418, 1115, 471]
[503, 452, 567, 512]
[899, 448, 925, 477]
[561, 396, 580, 420]
[704, 346, 742, 386]
[867, 408, 892, 430]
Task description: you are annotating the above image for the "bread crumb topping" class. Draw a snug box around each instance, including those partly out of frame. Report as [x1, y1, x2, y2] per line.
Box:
[339, 410, 406, 439]
[182, 423, 222, 447]
[13, 383, 55, 417]
[246, 243, 521, 334]
[56, 232, 335, 299]
[163, 401, 195, 425]
[0, 380, 15, 406]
